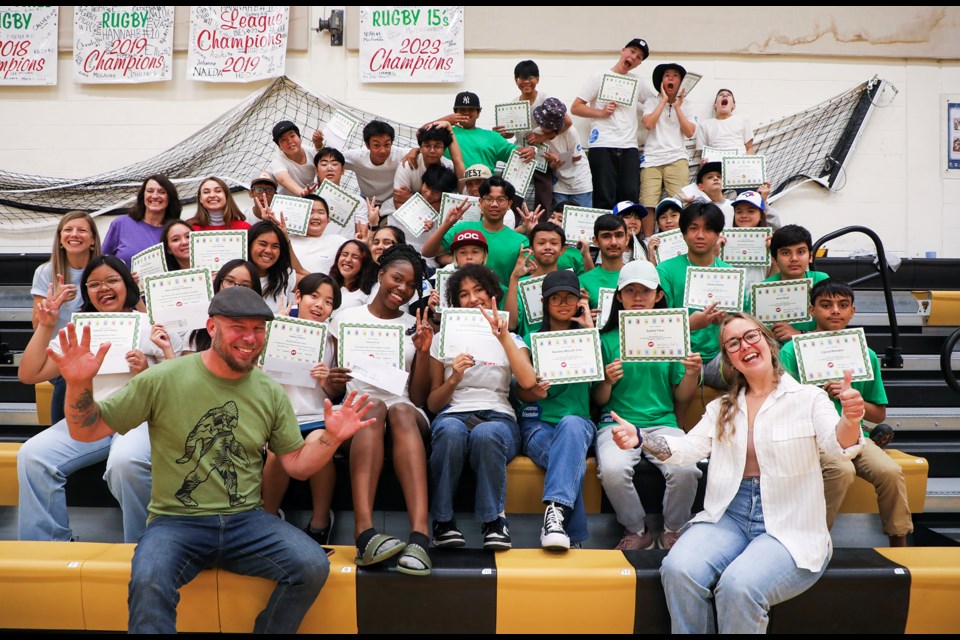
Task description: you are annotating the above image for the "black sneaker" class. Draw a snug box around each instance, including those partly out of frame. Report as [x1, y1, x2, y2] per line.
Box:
[432, 519, 466, 548]
[540, 502, 570, 552]
[304, 510, 335, 546]
[481, 517, 512, 551]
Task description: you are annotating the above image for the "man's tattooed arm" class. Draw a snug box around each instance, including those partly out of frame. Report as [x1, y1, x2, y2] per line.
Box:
[641, 432, 673, 461]
[68, 388, 101, 429]
[63, 384, 113, 442]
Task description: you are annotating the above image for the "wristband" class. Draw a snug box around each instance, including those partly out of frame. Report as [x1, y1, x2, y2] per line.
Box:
[633, 427, 643, 450]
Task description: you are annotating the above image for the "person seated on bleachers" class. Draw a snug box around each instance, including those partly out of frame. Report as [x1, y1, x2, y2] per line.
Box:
[102, 175, 183, 267]
[270, 120, 319, 197]
[329, 239, 378, 316]
[504, 221, 568, 337]
[246, 220, 296, 313]
[778, 279, 911, 547]
[393, 121, 465, 211]
[611, 312, 866, 633]
[579, 213, 628, 320]
[247, 173, 278, 220]
[286, 195, 348, 281]
[312, 147, 364, 237]
[764, 224, 831, 342]
[426, 264, 538, 551]
[17, 255, 181, 543]
[187, 176, 250, 231]
[182, 259, 262, 354]
[160, 219, 192, 272]
[593, 260, 702, 550]
[719, 191, 776, 291]
[514, 270, 597, 551]
[368, 224, 405, 267]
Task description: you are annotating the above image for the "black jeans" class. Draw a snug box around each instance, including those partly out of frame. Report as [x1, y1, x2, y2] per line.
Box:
[587, 147, 640, 210]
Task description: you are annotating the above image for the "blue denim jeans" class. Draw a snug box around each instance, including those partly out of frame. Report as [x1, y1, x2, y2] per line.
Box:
[660, 477, 831, 634]
[17, 418, 151, 542]
[552, 191, 594, 210]
[520, 416, 595, 543]
[129, 509, 330, 633]
[429, 410, 520, 524]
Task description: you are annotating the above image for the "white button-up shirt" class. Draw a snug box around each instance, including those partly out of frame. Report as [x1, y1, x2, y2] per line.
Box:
[661, 373, 864, 571]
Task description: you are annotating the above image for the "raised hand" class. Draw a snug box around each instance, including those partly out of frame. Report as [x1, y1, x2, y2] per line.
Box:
[412, 307, 434, 353]
[46, 323, 109, 384]
[54, 273, 78, 304]
[276, 294, 293, 318]
[311, 130, 325, 149]
[478, 296, 506, 338]
[837, 369, 865, 423]
[515, 202, 542, 230]
[512, 248, 537, 280]
[365, 196, 381, 228]
[322, 390, 378, 442]
[572, 297, 594, 328]
[36, 281, 72, 328]
[610, 411, 641, 449]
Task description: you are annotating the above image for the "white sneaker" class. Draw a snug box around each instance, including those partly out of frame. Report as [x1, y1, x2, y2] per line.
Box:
[540, 502, 570, 552]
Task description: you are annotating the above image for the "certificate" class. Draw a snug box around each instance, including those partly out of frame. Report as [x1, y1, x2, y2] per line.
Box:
[530, 328, 604, 384]
[683, 267, 746, 312]
[438, 308, 511, 366]
[435, 269, 453, 310]
[440, 192, 482, 222]
[317, 179, 362, 228]
[71, 312, 141, 375]
[502, 148, 536, 195]
[562, 206, 608, 247]
[751, 279, 813, 325]
[393, 192, 439, 238]
[599, 73, 638, 106]
[598, 287, 616, 327]
[322, 109, 361, 150]
[651, 229, 688, 263]
[702, 145, 742, 162]
[722, 155, 766, 189]
[792, 328, 874, 384]
[721, 228, 772, 266]
[533, 143, 550, 173]
[349, 353, 409, 397]
[131, 243, 166, 279]
[269, 194, 313, 236]
[619, 309, 691, 362]
[189, 230, 247, 273]
[337, 322, 404, 371]
[678, 71, 702, 97]
[143, 268, 214, 331]
[495, 101, 532, 133]
[678, 183, 710, 204]
[260, 317, 328, 388]
[518, 275, 547, 325]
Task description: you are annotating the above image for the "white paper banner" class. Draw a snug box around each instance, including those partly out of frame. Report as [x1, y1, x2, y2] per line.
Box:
[0, 7, 58, 85]
[359, 6, 463, 83]
[187, 6, 288, 83]
[73, 6, 173, 84]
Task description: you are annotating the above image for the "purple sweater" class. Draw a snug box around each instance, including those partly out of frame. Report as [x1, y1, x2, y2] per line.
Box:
[101, 215, 165, 267]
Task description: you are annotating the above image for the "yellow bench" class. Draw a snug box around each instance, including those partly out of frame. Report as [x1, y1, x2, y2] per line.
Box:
[35, 381, 53, 427]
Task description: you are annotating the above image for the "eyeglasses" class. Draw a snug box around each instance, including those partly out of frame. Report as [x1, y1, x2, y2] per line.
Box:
[547, 294, 580, 307]
[481, 196, 510, 205]
[85, 276, 123, 291]
[252, 186, 275, 195]
[220, 277, 251, 289]
[421, 142, 445, 152]
[722, 329, 763, 353]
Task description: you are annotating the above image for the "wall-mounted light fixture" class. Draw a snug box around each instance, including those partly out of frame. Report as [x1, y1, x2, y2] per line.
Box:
[315, 9, 344, 46]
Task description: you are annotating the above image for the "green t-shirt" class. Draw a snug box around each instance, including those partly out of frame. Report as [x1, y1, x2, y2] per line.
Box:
[557, 246, 585, 275]
[99, 354, 303, 520]
[442, 221, 528, 290]
[596, 329, 684, 430]
[444, 126, 516, 173]
[779, 338, 888, 435]
[579, 266, 621, 309]
[762, 270, 831, 335]
[519, 333, 592, 425]
[657, 254, 735, 361]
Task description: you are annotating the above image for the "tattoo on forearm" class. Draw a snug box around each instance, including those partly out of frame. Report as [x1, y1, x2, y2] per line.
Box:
[69, 389, 100, 429]
[642, 434, 672, 461]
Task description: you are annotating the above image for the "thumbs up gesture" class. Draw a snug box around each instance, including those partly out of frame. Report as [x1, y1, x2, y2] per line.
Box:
[837, 369, 866, 423]
[610, 411, 641, 450]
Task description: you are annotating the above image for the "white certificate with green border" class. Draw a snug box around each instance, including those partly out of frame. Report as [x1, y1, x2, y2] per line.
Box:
[337, 322, 404, 371]
[438, 308, 511, 366]
[131, 243, 166, 279]
[683, 266, 746, 312]
[269, 194, 313, 236]
[519, 275, 547, 325]
[502, 148, 536, 195]
[531, 328, 604, 385]
[393, 192, 439, 238]
[440, 192, 482, 222]
[495, 101, 532, 133]
[599, 73, 638, 106]
[562, 206, 608, 247]
[322, 109, 361, 149]
[722, 155, 766, 189]
[71, 312, 141, 375]
[651, 229, 687, 263]
[435, 269, 453, 310]
[317, 179, 362, 228]
[792, 327, 873, 384]
[598, 287, 616, 327]
[721, 228, 772, 266]
[702, 145, 742, 162]
[678, 71, 702, 97]
[619, 309, 691, 362]
[533, 143, 550, 173]
[189, 230, 247, 273]
[143, 267, 213, 331]
[751, 279, 813, 325]
[260, 316, 328, 388]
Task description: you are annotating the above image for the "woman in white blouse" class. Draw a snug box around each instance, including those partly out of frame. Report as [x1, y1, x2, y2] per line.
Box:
[611, 312, 865, 634]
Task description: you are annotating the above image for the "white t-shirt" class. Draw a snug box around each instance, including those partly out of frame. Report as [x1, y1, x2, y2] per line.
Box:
[549, 127, 592, 195]
[394, 156, 454, 197]
[259, 269, 298, 313]
[696, 114, 752, 152]
[429, 331, 527, 420]
[32, 263, 86, 332]
[333, 287, 372, 318]
[329, 304, 418, 409]
[578, 70, 655, 149]
[343, 146, 415, 217]
[289, 232, 348, 276]
[282, 332, 336, 424]
[641, 96, 691, 167]
[270, 141, 318, 196]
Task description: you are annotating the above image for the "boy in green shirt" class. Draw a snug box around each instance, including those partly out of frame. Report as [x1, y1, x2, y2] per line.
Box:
[579, 213, 628, 320]
[764, 224, 831, 340]
[504, 221, 566, 336]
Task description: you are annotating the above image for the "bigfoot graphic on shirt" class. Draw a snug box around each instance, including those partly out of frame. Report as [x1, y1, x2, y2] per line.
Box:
[175, 400, 250, 507]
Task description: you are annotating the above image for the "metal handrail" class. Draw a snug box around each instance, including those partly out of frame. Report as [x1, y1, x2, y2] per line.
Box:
[812, 226, 903, 369]
[941, 328, 960, 395]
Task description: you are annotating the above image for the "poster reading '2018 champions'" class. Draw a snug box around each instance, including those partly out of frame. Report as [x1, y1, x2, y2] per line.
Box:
[0, 6, 58, 85]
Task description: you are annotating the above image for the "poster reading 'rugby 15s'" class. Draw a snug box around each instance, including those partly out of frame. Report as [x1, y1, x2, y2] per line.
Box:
[360, 6, 463, 83]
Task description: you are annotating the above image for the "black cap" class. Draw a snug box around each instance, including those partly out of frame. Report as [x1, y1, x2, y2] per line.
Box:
[653, 63, 687, 93]
[208, 286, 274, 321]
[541, 270, 581, 300]
[453, 91, 481, 110]
[272, 120, 300, 144]
[696, 161, 723, 185]
[624, 38, 650, 60]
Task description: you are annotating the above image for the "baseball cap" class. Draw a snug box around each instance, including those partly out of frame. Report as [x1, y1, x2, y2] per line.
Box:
[732, 191, 765, 211]
[250, 172, 278, 189]
[272, 120, 300, 144]
[696, 161, 723, 184]
[612, 200, 648, 219]
[208, 286, 274, 321]
[653, 63, 687, 92]
[450, 229, 488, 253]
[453, 91, 481, 110]
[655, 197, 683, 217]
[532, 97, 566, 132]
[458, 164, 493, 185]
[541, 270, 581, 300]
[624, 38, 650, 60]
[616, 259, 660, 291]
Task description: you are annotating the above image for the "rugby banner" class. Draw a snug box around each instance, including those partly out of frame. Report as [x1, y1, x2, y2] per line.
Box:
[0, 6, 58, 85]
[73, 6, 174, 84]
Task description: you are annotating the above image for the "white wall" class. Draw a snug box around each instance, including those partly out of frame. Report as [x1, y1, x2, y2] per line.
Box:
[0, 7, 956, 258]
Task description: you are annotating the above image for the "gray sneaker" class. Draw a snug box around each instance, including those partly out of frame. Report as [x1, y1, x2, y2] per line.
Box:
[614, 529, 656, 551]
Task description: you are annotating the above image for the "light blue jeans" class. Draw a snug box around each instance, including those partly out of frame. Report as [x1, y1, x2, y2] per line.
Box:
[129, 509, 330, 633]
[520, 416, 595, 543]
[429, 410, 520, 524]
[552, 191, 593, 209]
[660, 477, 831, 634]
[17, 418, 151, 542]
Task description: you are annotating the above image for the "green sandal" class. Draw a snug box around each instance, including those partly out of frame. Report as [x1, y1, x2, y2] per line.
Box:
[355, 534, 406, 567]
[396, 543, 432, 577]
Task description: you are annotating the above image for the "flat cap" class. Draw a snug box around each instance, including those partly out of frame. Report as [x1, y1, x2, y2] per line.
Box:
[207, 286, 274, 320]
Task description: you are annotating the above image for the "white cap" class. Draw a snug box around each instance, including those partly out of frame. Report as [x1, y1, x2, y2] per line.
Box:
[732, 190, 764, 211]
[617, 259, 660, 291]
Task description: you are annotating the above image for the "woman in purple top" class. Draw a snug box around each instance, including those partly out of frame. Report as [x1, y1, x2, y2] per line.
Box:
[101, 174, 183, 267]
